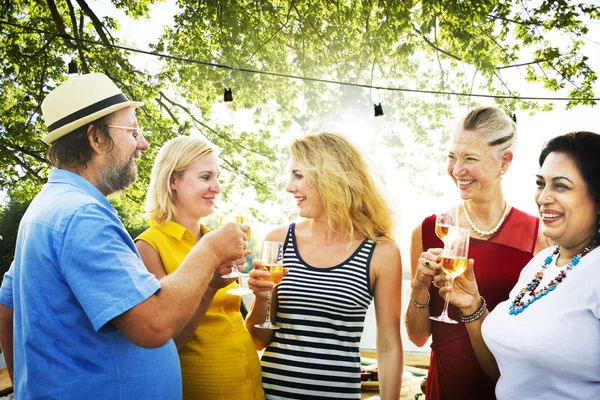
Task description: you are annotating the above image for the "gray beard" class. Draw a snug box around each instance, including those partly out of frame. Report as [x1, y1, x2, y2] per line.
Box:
[98, 152, 139, 196]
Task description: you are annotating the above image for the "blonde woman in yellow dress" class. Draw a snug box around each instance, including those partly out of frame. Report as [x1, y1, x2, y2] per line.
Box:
[135, 136, 264, 400]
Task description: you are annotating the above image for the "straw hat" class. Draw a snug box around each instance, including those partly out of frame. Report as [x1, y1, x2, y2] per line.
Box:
[41, 73, 144, 144]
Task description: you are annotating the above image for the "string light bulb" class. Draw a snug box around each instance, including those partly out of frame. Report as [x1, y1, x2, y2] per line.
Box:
[374, 103, 384, 117]
[68, 59, 79, 75]
[224, 88, 233, 102]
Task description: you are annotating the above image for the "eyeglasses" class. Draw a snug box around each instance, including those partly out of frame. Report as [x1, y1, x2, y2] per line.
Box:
[106, 125, 144, 141]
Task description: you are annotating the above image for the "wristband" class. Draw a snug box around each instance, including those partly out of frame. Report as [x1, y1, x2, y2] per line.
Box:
[460, 296, 487, 323]
[410, 292, 430, 308]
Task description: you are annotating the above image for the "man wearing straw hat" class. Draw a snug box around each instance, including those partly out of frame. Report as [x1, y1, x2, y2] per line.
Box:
[0, 73, 247, 398]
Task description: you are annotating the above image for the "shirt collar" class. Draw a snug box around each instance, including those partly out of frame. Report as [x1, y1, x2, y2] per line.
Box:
[155, 221, 209, 242]
[48, 169, 117, 215]
[156, 221, 188, 241]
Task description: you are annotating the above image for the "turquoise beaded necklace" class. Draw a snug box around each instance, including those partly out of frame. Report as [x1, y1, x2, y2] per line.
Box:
[509, 238, 598, 315]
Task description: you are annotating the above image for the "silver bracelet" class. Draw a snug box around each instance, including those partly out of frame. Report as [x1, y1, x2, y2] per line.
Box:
[460, 297, 487, 323]
[410, 293, 430, 308]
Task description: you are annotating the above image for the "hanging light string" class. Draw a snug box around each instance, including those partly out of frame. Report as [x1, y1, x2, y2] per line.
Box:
[1, 19, 598, 102]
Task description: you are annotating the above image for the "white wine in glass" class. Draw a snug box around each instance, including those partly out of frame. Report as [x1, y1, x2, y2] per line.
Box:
[219, 214, 253, 296]
[435, 208, 457, 241]
[255, 241, 285, 330]
[430, 226, 470, 324]
[260, 264, 284, 285]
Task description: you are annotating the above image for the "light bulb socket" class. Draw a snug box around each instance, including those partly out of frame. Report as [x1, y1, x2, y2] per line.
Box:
[68, 59, 79, 75]
[224, 88, 233, 102]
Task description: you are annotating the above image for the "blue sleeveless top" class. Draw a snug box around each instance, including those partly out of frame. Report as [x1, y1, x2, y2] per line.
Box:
[261, 223, 377, 399]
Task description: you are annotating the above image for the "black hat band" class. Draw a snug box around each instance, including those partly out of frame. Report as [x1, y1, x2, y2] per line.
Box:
[47, 93, 129, 133]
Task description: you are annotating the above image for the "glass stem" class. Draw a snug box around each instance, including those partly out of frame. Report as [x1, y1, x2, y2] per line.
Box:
[265, 290, 272, 324]
[441, 276, 454, 317]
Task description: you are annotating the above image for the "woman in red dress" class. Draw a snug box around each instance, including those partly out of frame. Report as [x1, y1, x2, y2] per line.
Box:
[405, 106, 547, 399]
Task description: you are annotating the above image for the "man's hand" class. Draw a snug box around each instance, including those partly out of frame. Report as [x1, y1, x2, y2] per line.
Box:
[192, 222, 249, 268]
[209, 250, 252, 290]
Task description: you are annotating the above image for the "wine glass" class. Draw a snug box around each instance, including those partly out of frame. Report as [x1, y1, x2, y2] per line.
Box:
[219, 214, 253, 296]
[435, 207, 457, 241]
[255, 241, 285, 330]
[430, 225, 470, 324]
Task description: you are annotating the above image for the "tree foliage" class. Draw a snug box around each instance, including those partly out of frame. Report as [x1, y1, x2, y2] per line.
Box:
[0, 0, 597, 210]
[0, 198, 32, 280]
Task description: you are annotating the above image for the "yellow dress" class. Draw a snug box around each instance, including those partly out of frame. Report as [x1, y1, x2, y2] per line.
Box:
[136, 221, 264, 400]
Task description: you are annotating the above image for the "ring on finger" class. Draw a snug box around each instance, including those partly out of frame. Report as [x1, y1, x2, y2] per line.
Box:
[424, 261, 431, 268]
[433, 281, 442, 288]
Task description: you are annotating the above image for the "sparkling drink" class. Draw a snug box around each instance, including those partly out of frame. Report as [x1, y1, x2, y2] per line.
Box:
[430, 225, 470, 324]
[261, 264, 284, 285]
[220, 215, 251, 241]
[435, 224, 450, 240]
[441, 256, 468, 277]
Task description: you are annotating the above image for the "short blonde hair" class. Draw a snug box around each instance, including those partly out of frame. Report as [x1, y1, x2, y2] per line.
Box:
[290, 132, 394, 242]
[460, 106, 516, 159]
[146, 136, 215, 224]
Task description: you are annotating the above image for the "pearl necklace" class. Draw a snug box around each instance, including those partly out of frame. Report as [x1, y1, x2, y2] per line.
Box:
[509, 240, 598, 315]
[462, 202, 509, 237]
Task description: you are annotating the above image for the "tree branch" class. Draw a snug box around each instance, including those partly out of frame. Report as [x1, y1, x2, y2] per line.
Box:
[45, 0, 76, 50]
[493, 70, 533, 107]
[159, 91, 275, 161]
[497, 58, 552, 69]
[66, 0, 90, 73]
[5, 143, 49, 164]
[220, 158, 271, 190]
[155, 96, 180, 125]
[411, 23, 461, 61]
[7, 153, 46, 184]
[74, 0, 111, 46]
[245, 0, 295, 63]
[487, 14, 541, 27]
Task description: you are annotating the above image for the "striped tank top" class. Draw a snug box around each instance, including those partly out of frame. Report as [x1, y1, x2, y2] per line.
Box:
[261, 223, 376, 399]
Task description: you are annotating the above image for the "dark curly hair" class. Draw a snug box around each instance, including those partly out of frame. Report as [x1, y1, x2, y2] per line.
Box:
[46, 116, 115, 169]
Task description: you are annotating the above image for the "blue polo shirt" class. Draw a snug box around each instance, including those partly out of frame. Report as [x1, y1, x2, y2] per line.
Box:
[0, 169, 181, 399]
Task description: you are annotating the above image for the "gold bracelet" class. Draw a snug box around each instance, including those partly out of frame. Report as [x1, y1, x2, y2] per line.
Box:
[410, 293, 430, 308]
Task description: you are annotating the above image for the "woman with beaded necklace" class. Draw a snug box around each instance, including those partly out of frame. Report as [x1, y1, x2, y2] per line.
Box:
[405, 106, 547, 400]
[440, 131, 600, 399]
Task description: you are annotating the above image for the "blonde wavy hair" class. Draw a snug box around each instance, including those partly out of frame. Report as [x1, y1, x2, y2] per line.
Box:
[145, 136, 216, 224]
[290, 132, 394, 242]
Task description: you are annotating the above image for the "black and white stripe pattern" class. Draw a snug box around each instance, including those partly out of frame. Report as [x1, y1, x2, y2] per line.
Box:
[261, 223, 376, 399]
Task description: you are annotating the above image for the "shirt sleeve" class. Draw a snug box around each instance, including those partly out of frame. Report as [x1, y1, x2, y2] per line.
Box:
[59, 204, 161, 332]
[0, 262, 14, 309]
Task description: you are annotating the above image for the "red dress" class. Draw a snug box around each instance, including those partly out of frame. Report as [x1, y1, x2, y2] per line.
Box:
[423, 208, 539, 400]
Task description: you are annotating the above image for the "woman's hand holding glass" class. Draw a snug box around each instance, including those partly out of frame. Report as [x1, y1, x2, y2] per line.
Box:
[436, 258, 483, 316]
[252, 241, 285, 330]
[248, 259, 274, 300]
[412, 248, 443, 291]
[430, 225, 470, 324]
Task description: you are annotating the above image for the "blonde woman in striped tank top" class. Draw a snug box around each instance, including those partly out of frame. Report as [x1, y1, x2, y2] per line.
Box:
[246, 132, 404, 399]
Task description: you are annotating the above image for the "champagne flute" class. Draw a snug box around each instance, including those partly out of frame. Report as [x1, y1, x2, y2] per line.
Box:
[219, 214, 253, 296]
[430, 225, 470, 324]
[255, 241, 285, 330]
[435, 207, 457, 241]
